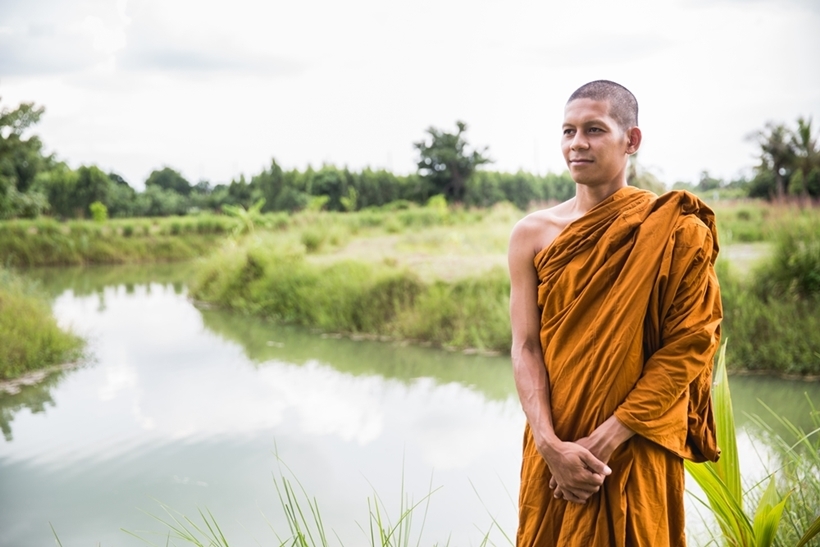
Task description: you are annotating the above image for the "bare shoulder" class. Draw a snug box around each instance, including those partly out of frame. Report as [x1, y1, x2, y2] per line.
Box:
[509, 199, 577, 260]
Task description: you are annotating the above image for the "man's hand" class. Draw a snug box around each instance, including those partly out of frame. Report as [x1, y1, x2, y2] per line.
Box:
[549, 416, 635, 499]
[541, 440, 611, 504]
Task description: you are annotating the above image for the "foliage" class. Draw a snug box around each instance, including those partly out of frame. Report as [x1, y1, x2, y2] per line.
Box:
[0, 98, 48, 218]
[752, 216, 820, 300]
[0, 216, 228, 267]
[0, 267, 83, 380]
[749, 398, 820, 547]
[221, 198, 267, 236]
[686, 345, 820, 547]
[749, 118, 820, 201]
[717, 213, 820, 374]
[414, 121, 492, 203]
[190, 238, 510, 352]
[89, 201, 108, 222]
[685, 345, 793, 547]
[145, 166, 192, 196]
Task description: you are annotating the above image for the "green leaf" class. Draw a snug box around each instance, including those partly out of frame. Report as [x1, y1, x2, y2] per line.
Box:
[711, 342, 743, 505]
[686, 459, 753, 544]
[796, 513, 820, 547]
[752, 477, 790, 547]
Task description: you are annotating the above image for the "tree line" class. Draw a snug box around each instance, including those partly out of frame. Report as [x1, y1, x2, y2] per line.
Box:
[1, 96, 816, 220]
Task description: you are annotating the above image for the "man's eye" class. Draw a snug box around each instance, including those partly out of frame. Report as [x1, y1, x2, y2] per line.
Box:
[588, 127, 602, 133]
[563, 129, 574, 135]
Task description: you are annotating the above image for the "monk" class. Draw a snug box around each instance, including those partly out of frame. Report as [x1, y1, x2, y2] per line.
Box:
[508, 80, 722, 546]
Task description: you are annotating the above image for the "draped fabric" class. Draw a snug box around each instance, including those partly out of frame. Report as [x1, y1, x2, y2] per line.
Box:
[517, 187, 722, 547]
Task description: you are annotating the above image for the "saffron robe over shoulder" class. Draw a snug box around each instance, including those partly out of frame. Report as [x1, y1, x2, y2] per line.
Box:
[516, 187, 722, 547]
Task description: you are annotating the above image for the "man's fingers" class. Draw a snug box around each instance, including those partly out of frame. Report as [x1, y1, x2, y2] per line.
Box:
[580, 452, 612, 476]
[559, 487, 588, 504]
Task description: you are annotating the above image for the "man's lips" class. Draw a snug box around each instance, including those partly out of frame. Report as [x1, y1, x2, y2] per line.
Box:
[569, 159, 593, 164]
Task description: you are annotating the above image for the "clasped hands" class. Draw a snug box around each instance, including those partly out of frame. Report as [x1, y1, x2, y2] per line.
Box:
[539, 417, 633, 504]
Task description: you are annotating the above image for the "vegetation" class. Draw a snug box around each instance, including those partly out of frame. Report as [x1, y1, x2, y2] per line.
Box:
[0, 215, 233, 267]
[0, 267, 83, 380]
[123, 455, 501, 547]
[720, 215, 820, 375]
[187, 202, 820, 376]
[414, 120, 492, 203]
[748, 118, 820, 201]
[685, 345, 820, 547]
[190, 238, 510, 353]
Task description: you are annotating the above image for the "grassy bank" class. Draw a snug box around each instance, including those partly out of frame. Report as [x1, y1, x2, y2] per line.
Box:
[0, 268, 83, 380]
[191, 237, 510, 352]
[0, 203, 503, 268]
[0, 215, 235, 267]
[190, 203, 820, 376]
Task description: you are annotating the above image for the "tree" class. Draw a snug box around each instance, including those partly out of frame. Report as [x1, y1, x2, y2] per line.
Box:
[73, 166, 114, 217]
[789, 117, 820, 198]
[0, 98, 50, 217]
[414, 121, 492, 203]
[749, 122, 796, 200]
[145, 167, 192, 196]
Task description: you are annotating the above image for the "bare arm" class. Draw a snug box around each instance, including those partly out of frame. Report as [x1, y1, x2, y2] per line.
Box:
[508, 219, 610, 503]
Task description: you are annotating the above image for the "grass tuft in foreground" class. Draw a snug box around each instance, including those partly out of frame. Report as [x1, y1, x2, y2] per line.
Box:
[124, 451, 503, 547]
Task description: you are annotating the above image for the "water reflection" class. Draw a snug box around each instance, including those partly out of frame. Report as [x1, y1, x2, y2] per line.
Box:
[1, 263, 818, 547]
[200, 308, 516, 401]
[1, 268, 522, 547]
[0, 372, 63, 441]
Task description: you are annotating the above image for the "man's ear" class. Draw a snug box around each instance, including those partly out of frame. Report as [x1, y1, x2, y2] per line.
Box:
[626, 127, 642, 155]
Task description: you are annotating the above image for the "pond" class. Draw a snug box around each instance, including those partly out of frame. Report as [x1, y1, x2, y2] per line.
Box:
[1, 263, 818, 547]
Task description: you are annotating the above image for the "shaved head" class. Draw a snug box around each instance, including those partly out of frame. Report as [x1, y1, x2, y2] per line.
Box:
[567, 80, 638, 131]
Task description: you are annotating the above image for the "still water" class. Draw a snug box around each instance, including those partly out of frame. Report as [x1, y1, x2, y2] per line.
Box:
[1, 264, 818, 547]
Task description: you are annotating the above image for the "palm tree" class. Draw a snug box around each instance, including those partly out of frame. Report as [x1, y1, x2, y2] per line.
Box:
[789, 117, 819, 198]
[751, 123, 796, 200]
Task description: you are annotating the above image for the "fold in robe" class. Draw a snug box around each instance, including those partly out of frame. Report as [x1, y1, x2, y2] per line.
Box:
[517, 187, 722, 547]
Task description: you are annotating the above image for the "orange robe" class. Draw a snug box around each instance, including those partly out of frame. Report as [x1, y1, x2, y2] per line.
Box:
[517, 187, 722, 547]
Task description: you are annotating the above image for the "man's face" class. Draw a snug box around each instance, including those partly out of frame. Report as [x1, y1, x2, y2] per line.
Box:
[561, 98, 633, 188]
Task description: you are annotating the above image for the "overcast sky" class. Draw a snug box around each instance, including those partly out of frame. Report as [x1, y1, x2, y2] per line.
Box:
[1, 0, 818, 190]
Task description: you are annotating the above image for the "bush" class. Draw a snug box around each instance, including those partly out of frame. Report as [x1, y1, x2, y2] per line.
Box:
[89, 201, 108, 222]
[752, 216, 820, 300]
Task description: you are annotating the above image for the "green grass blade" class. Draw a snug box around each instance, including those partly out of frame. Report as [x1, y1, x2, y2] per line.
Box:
[49, 522, 65, 547]
[796, 514, 820, 547]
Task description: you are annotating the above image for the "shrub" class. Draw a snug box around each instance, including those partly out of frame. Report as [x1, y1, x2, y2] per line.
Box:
[89, 201, 108, 222]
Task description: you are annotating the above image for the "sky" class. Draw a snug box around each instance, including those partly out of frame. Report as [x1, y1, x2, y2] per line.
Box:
[1, 0, 818, 190]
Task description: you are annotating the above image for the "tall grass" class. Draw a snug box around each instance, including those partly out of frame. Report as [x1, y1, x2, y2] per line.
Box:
[0, 268, 83, 380]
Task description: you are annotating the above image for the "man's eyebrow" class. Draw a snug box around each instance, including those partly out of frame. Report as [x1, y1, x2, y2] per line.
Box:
[562, 118, 610, 127]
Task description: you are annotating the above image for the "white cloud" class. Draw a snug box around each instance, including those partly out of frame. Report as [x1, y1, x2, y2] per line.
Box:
[0, 0, 817, 187]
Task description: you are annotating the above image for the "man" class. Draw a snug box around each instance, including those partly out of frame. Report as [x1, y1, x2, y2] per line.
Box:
[508, 80, 722, 546]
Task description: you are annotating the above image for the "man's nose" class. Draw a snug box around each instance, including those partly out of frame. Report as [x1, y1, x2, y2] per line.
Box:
[571, 133, 589, 150]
